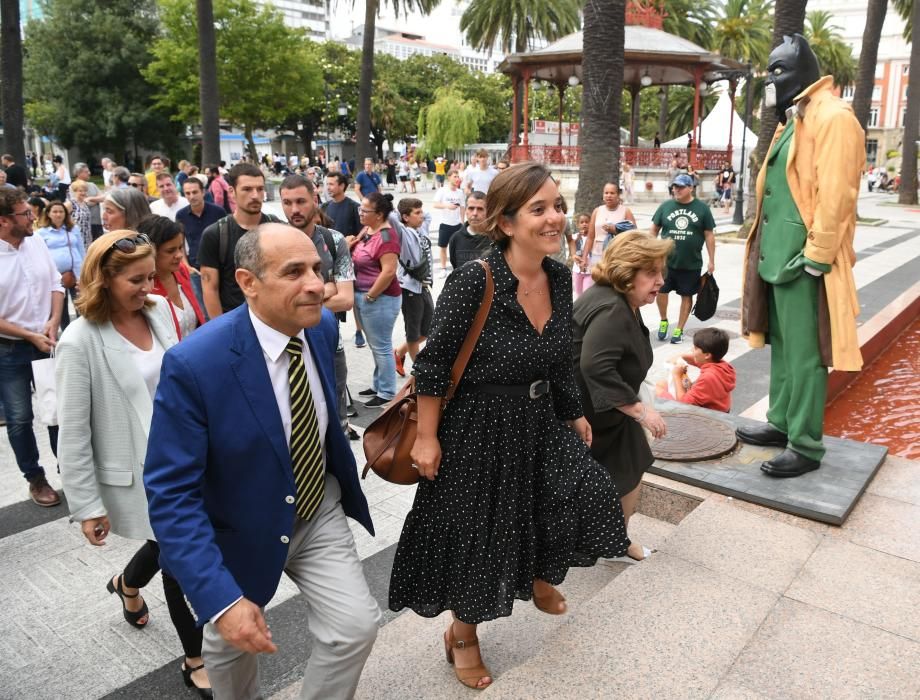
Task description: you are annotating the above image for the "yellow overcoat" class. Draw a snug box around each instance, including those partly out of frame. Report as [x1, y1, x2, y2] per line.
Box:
[741, 76, 865, 371]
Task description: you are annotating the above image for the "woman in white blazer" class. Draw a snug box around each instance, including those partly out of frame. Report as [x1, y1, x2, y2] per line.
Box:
[56, 229, 211, 698]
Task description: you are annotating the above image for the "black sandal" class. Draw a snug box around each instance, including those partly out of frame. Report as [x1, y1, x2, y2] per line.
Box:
[106, 573, 149, 628]
[182, 663, 214, 699]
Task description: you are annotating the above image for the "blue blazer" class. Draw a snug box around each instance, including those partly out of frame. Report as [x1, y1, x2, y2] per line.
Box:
[144, 304, 373, 625]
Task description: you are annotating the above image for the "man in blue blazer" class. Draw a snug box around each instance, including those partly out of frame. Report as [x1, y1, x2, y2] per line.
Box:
[145, 223, 379, 700]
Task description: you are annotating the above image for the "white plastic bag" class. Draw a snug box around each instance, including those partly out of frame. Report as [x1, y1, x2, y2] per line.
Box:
[31, 350, 57, 426]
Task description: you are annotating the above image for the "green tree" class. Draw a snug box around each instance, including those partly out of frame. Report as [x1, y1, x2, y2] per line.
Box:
[805, 10, 857, 88]
[417, 88, 484, 155]
[197, 0, 220, 166]
[711, 0, 774, 68]
[455, 71, 514, 143]
[461, 0, 581, 138]
[1, 0, 26, 164]
[146, 0, 323, 160]
[23, 0, 176, 156]
[576, 0, 625, 214]
[355, 0, 441, 162]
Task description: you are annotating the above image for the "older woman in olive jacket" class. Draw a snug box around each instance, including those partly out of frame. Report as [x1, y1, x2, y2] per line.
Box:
[572, 232, 673, 561]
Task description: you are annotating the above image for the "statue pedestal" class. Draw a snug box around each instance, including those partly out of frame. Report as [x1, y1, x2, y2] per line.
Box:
[650, 401, 888, 525]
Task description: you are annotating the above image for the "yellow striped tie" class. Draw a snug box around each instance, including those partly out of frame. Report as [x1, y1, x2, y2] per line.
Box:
[285, 337, 324, 520]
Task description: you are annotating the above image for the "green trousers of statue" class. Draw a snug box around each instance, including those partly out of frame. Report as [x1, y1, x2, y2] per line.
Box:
[760, 120, 827, 462]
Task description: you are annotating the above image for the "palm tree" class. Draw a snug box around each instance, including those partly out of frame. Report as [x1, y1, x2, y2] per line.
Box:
[575, 0, 625, 214]
[898, 0, 918, 205]
[196, 0, 220, 166]
[658, 0, 720, 141]
[355, 0, 440, 162]
[852, 0, 888, 132]
[805, 10, 857, 88]
[753, 0, 808, 182]
[460, 0, 581, 140]
[711, 0, 773, 67]
[1, 0, 26, 165]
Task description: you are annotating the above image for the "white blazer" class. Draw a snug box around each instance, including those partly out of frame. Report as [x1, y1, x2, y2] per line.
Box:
[56, 296, 178, 541]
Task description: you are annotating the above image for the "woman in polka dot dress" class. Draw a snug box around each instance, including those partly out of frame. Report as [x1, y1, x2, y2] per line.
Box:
[389, 163, 630, 690]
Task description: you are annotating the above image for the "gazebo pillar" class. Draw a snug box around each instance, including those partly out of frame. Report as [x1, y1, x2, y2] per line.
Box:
[727, 78, 737, 163]
[691, 67, 702, 166]
[629, 84, 641, 147]
[557, 84, 566, 148]
[522, 69, 532, 148]
[511, 75, 521, 149]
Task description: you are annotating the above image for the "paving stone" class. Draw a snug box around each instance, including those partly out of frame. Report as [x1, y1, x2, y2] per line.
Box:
[841, 492, 920, 563]
[866, 454, 920, 507]
[723, 598, 920, 698]
[659, 499, 820, 593]
[708, 680, 770, 699]
[785, 537, 920, 642]
[489, 553, 778, 699]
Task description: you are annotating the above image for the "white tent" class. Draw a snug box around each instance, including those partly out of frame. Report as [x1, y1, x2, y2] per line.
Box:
[661, 91, 758, 172]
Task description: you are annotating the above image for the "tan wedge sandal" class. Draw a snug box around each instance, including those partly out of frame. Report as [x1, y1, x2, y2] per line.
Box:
[443, 622, 492, 690]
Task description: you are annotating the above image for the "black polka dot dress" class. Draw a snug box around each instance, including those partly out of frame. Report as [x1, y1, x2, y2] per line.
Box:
[388, 249, 630, 625]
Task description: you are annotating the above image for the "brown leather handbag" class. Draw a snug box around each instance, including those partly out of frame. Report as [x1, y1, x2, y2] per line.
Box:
[361, 260, 495, 484]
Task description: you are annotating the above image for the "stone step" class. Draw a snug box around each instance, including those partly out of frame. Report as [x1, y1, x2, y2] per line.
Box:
[268, 513, 676, 700]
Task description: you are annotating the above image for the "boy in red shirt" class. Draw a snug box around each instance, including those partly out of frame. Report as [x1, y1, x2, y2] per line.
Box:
[660, 327, 736, 412]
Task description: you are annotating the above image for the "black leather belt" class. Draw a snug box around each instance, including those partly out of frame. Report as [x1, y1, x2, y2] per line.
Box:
[0, 337, 26, 345]
[466, 380, 551, 399]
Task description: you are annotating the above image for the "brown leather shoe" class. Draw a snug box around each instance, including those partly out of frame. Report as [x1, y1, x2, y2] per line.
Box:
[29, 477, 61, 507]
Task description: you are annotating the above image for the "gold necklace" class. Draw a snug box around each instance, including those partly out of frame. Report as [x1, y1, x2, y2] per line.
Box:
[506, 257, 547, 296]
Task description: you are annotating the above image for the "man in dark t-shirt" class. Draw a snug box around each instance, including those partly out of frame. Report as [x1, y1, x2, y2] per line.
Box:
[1, 155, 29, 189]
[197, 163, 279, 315]
[448, 191, 493, 269]
[322, 172, 362, 236]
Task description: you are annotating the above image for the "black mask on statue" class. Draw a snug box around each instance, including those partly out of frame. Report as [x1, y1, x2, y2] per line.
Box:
[764, 34, 821, 124]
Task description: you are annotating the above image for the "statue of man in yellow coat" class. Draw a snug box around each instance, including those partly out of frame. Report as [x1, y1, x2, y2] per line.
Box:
[738, 34, 865, 477]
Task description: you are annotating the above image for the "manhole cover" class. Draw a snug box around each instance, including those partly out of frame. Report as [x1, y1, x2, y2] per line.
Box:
[652, 410, 738, 461]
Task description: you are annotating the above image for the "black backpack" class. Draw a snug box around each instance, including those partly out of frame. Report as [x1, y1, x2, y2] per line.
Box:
[217, 213, 282, 267]
[692, 272, 719, 321]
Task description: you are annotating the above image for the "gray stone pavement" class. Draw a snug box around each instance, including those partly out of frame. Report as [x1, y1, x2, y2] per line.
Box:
[0, 187, 917, 698]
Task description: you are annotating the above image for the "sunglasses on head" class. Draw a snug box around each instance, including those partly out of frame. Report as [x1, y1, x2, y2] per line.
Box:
[102, 233, 151, 262]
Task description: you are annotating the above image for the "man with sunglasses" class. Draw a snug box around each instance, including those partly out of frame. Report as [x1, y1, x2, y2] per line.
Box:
[0, 189, 64, 507]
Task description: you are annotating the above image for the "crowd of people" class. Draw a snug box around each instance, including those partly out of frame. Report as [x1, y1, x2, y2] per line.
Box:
[1, 150, 741, 698]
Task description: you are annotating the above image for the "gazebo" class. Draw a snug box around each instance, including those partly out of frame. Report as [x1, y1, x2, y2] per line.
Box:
[497, 4, 746, 171]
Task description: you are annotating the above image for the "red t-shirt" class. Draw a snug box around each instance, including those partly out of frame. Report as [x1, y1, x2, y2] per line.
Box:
[352, 226, 401, 296]
[680, 360, 736, 413]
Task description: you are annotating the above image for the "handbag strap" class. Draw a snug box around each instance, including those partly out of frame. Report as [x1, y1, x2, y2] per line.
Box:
[444, 259, 494, 402]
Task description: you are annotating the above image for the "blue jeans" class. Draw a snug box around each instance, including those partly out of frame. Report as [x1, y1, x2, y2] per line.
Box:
[190, 272, 209, 321]
[354, 293, 400, 400]
[0, 340, 58, 481]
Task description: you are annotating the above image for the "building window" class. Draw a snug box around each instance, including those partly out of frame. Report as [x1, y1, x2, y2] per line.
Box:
[903, 107, 908, 127]
[872, 85, 881, 101]
[866, 139, 878, 166]
[842, 85, 854, 99]
[903, 64, 910, 75]
[868, 108, 879, 127]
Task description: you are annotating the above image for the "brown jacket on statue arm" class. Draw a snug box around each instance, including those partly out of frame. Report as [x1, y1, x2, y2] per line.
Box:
[741, 76, 865, 371]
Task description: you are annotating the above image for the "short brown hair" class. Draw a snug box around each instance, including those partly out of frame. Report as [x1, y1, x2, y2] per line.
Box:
[75, 230, 155, 323]
[481, 161, 554, 250]
[476, 148, 489, 159]
[39, 200, 74, 230]
[0, 188, 27, 215]
[591, 231, 673, 292]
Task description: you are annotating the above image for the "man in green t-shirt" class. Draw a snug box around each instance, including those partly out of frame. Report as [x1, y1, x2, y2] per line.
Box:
[650, 174, 716, 344]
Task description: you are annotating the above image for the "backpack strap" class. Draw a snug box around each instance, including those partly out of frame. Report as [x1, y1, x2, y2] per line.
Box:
[218, 216, 230, 268]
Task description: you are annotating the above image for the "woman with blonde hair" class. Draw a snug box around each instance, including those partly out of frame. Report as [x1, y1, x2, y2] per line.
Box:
[389, 162, 629, 690]
[572, 231, 672, 561]
[65, 179, 93, 248]
[56, 230, 211, 696]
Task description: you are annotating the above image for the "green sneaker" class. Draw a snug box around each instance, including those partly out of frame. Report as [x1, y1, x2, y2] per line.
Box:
[670, 327, 684, 344]
[657, 320, 669, 341]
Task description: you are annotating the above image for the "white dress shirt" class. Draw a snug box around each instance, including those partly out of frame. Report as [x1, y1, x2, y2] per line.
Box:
[248, 308, 328, 454]
[150, 196, 190, 222]
[0, 234, 64, 339]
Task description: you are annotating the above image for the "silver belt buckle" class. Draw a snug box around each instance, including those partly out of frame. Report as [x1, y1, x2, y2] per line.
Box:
[528, 380, 547, 399]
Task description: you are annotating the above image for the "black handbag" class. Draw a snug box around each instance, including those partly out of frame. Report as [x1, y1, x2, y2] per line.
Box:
[692, 272, 719, 321]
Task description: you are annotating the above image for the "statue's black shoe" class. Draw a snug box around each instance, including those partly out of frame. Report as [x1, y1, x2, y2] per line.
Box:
[736, 424, 788, 447]
[761, 449, 821, 478]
